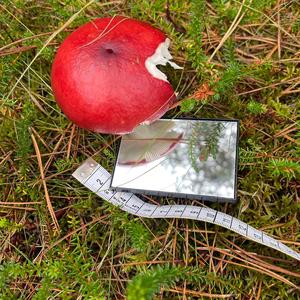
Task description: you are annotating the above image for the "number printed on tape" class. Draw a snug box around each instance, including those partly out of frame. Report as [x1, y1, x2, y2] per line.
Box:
[168, 205, 186, 217]
[72, 158, 300, 262]
[214, 212, 232, 229]
[181, 206, 202, 219]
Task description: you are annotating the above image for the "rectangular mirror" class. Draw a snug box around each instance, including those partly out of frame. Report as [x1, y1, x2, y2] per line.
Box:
[111, 118, 239, 202]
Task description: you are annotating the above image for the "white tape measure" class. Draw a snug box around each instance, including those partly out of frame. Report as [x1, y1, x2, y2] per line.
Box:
[72, 158, 300, 261]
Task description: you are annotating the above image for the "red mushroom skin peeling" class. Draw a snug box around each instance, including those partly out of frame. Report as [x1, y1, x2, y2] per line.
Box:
[51, 16, 181, 134]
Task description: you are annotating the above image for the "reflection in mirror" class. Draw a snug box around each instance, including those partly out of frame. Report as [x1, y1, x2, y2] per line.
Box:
[111, 119, 239, 202]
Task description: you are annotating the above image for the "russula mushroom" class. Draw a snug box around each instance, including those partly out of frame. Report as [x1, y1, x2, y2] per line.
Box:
[118, 121, 183, 165]
[51, 16, 181, 134]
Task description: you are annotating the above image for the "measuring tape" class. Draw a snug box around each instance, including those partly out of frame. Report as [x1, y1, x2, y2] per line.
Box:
[72, 158, 300, 261]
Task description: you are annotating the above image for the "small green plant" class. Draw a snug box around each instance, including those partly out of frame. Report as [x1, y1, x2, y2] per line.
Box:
[127, 265, 204, 300]
[247, 100, 267, 115]
[180, 98, 196, 113]
[0, 218, 23, 232]
[126, 265, 235, 299]
[268, 159, 300, 180]
[54, 157, 79, 172]
[126, 220, 151, 252]
[213, 62, 243, 100]
[111, 210, 151, 252]
[0, 245, 106, 299]
[127, 265, 182, 300]
[187, 0, 207, 73]
[0, 217, 11, 230]
[269, 99, 292, 118]
[15, 101, 37, 161]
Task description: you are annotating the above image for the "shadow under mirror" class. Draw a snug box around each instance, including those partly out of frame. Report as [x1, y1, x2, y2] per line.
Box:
[111, 119, 239, 202]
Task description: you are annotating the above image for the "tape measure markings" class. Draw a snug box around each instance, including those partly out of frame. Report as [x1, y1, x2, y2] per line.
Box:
[82, 164, 101, 185]
[72, 158, 300, 261]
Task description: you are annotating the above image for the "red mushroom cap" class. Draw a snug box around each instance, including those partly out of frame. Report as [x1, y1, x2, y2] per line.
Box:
[51, 16, 179, 134]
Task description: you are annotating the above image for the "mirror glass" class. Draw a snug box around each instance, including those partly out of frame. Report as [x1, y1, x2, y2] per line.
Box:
[111, 119, 238, 202]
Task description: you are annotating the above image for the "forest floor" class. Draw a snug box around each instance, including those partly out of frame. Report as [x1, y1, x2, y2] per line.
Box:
[0, 0, 299, 299]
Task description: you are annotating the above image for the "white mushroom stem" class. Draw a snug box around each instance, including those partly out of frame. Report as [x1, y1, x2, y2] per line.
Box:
[145, 38, 182, 82]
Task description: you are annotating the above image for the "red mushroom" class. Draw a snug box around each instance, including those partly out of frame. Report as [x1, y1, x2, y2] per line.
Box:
[51, 16, 181, 134]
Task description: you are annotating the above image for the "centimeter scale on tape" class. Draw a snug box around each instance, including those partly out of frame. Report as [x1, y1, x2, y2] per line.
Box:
[73, 158, 300, 261]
